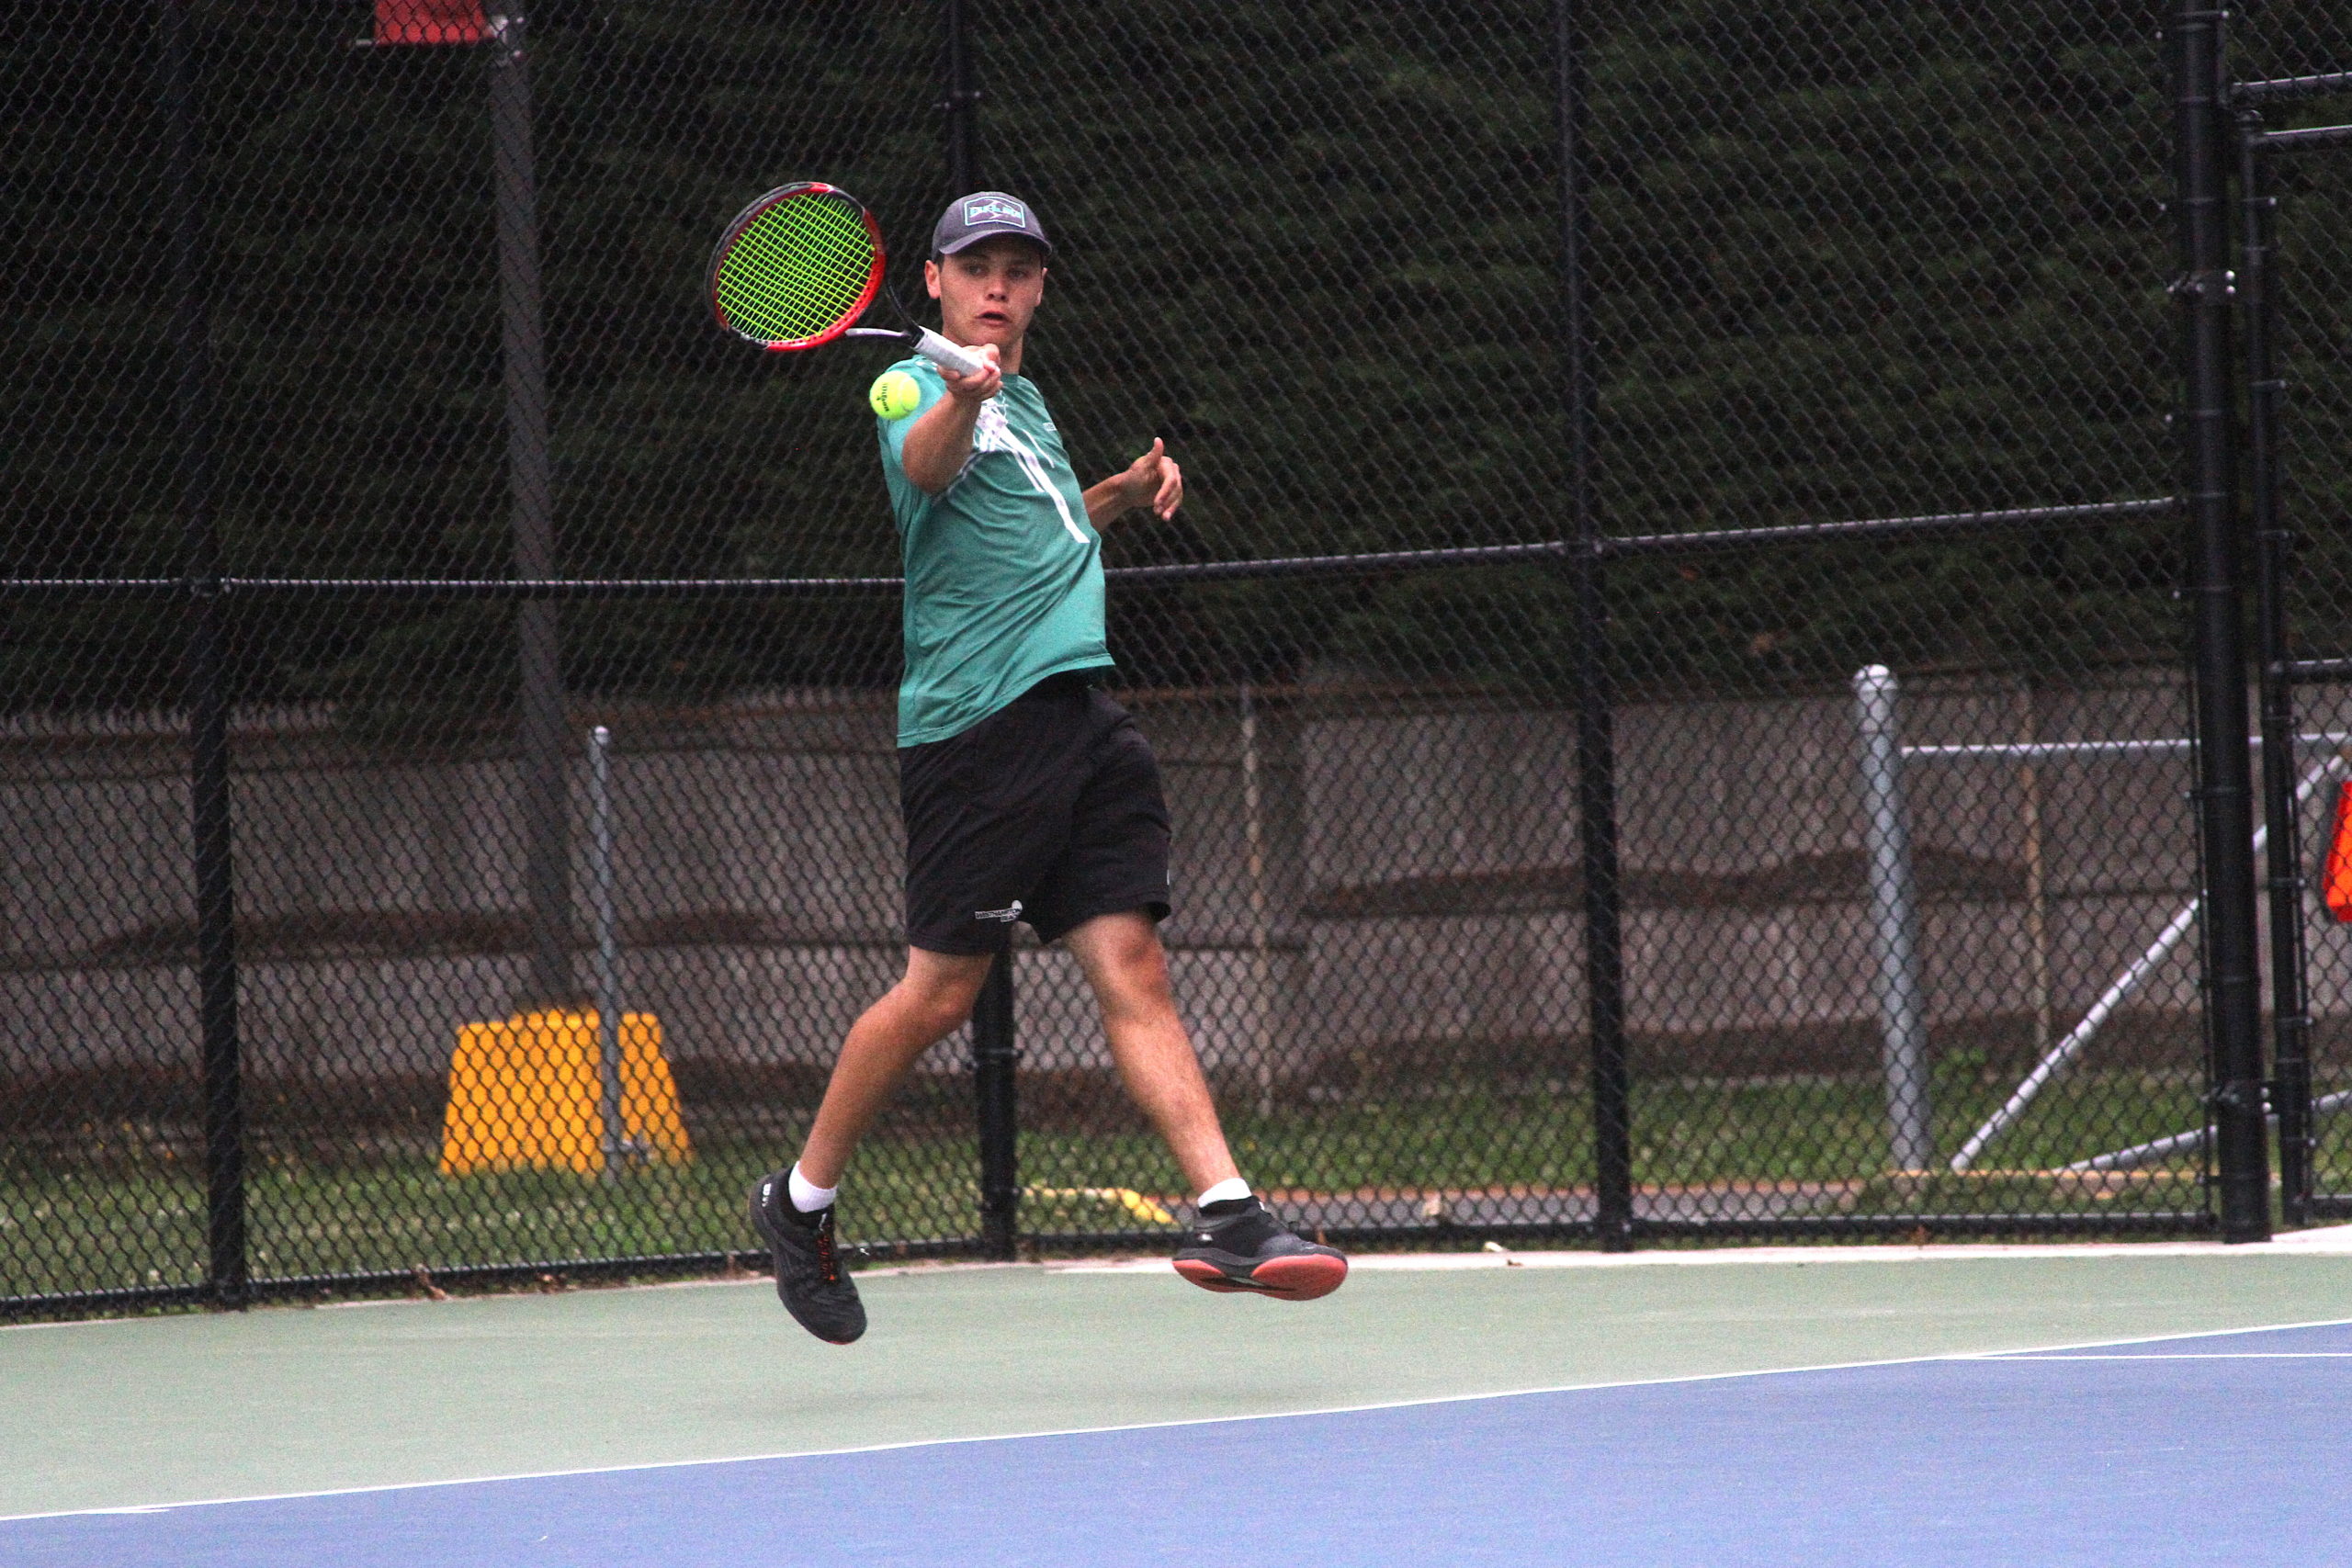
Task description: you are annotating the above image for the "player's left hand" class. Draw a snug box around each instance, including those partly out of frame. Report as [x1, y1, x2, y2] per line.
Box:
[1117, 438, 1182, 520]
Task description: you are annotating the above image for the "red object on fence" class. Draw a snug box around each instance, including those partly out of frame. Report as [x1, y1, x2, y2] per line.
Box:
[2323, 781, 2352, 924]
[374, 0, 487, 46]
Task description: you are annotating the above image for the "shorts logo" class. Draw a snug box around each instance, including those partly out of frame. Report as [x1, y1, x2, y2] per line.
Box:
[964, 196, 1027, 229]
[974, 898, 1023, 923]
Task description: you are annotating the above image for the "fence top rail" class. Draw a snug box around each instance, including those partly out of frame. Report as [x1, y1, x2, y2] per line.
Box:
[1598, 498, 2177, 558]
[0, 575, 907, 600]
[1106, 539, 1575, 582]
[2235, 70, 2352, 104]
[2256, 122, 2352, 151]
[0, 499, 2180, 602]
[1903, 732, 2352, 761]
[1906, 738, 2197, 761]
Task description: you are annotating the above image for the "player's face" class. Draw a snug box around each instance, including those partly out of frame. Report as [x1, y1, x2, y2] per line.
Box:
[925, 238, 1046, 353]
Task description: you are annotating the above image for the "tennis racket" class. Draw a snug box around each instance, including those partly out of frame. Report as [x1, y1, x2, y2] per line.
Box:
[707, 182, 988, 377]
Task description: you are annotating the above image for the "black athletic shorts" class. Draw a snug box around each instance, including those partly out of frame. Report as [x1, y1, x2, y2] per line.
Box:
[899, 671, 1173, 954]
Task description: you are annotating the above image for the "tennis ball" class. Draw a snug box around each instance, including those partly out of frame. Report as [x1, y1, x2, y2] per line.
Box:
[868, 370, 922, 421]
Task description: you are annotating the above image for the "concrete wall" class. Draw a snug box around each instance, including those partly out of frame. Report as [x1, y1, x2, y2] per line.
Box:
[4, 671, 2312, 1089]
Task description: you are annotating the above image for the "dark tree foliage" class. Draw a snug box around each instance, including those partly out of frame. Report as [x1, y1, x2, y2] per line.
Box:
[12, 0, 2344, 715]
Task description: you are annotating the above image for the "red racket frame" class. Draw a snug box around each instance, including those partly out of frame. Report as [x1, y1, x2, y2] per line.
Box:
[707, 181, 888, 353]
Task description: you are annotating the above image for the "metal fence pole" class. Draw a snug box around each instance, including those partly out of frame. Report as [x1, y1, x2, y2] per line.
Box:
[943, 0, 981, 200]
[1851, 666, 1934, 1173]
[164, 0, 247, 1310]
[972, 953, 1018, 1259]
[2170, 0, 2269, 1241]
[2239, 111, 2314, 1226]
[1554, 0, 1634, 1249]
[2013, 683, 2055, 1056]
[586, 726, 628, 1179]
[944, 0, 1018, 1259]
[492, 13, 571, 1010]
[1240, 681, 1276, 1121]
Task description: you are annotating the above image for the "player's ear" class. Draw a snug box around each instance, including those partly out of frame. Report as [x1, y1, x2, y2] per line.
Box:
[923, 258, 942, 300]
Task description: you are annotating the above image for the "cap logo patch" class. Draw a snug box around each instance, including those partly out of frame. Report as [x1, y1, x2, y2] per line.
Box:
[964, 196, 1027, 228]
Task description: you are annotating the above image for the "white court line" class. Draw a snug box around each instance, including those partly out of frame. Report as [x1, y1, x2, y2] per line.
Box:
[1045, 1221, 2352, 1276]
[1935, 1314, 2352, 1356]
[1963, 1351, 2352, 1361]
[5, 1314, 2347, 1528]
[0, 1312, 168, 1335]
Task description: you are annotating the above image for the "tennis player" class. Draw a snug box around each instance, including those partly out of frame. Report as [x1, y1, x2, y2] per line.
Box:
[751, 191, 1346, 1343]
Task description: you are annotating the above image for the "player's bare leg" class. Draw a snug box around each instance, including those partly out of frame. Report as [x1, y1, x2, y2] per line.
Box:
[1063, 909, 1346, 1300]
[1061, 909, 1239, 1193]
[799, 948, 996, 1187]
[751, 948, 990, 1344]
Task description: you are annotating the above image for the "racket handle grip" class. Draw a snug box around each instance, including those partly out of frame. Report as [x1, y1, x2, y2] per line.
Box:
[915, 327, 989, 378]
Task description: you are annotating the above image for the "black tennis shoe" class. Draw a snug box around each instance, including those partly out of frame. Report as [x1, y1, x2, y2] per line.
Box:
[1172, 1195, 1348, 1300]
[748, 1172, 867, 1344]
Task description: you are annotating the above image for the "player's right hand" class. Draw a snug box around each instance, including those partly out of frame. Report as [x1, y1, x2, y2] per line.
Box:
[940, 344, 1001, 403]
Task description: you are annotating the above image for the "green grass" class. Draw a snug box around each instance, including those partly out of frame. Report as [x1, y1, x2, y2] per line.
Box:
[0, 1067, 2278, 1303]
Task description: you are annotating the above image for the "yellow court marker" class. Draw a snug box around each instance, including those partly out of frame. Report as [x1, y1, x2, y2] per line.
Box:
[440, 1010, 691, 1177]
[1024, 1187, 1178, 1225]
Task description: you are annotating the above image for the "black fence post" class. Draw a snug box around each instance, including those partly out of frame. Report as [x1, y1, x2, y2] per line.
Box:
[943, 0, 1018, 1260]
[2170, 0, 2270, 1242]
[1553, 0, 1634, 1251]
[2239, 109, 2313, 1227]
[973, 956, 1019, 1259]
[492, 13, 572, 1011]
[944, 0, 980, 201]
[164, 0, 247, 1307]
[189, 601, 245, 1309]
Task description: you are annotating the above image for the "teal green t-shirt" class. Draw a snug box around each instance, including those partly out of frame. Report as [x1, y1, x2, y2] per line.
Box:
[876, 357, 1112, 745]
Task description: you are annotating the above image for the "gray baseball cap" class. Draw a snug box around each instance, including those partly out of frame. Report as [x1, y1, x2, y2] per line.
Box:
[931, 191, 1052, 260]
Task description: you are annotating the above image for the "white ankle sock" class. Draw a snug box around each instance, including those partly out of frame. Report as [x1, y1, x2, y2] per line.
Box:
[787, 1163, 838, 1213]
[1195, 1178, 1250, 1209]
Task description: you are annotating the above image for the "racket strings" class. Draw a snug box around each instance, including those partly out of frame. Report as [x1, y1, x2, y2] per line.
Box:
[715, 195, 878, 344]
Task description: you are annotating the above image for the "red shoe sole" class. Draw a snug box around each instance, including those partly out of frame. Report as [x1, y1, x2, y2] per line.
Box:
[1174, 1254, 1348, 1301]
[1172, 1262, 1254, 1293]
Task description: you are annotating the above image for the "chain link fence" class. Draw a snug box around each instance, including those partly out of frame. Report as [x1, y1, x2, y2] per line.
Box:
[2230, 2, 2352, 1224]
[5, 0, 2278, 1314]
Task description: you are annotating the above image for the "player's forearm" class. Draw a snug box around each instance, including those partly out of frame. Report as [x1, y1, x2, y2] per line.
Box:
[901, 396, 982, 494]
[1082, 478, 1136, 527]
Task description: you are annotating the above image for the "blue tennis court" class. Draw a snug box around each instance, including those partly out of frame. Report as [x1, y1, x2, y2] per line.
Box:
[9, 1278, 2349, 1567]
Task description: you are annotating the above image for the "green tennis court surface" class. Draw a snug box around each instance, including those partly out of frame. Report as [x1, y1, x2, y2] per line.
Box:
[9, 1235, 2352, 1561]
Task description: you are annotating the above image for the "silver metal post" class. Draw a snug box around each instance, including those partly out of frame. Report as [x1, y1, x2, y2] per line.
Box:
[586, 724, 626, 1179]
[1241, 682, 1274, 1120]
[2013, 683, 2052, 1055]
[1951, 750, 2343, 1170]
[2066, 1088, 2352, 1174]
[1852, 665, 1933, 1172]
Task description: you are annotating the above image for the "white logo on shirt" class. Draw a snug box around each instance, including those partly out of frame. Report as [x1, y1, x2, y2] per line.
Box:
[961, 400, 1089, 545]
[975, 899, 1023, 923]
[972, 399, 1017, 454]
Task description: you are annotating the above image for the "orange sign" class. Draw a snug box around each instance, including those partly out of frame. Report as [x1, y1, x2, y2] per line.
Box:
[2324, 780, 2352, 924]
